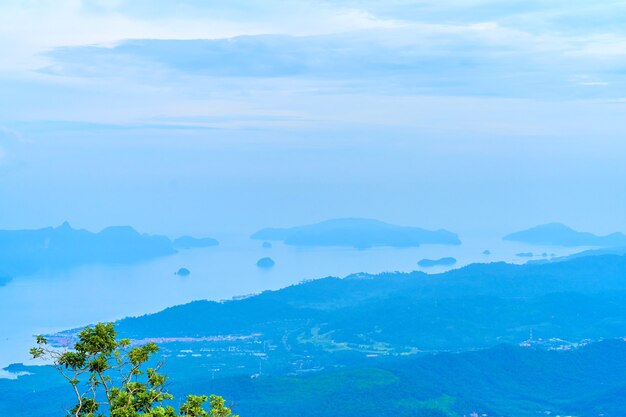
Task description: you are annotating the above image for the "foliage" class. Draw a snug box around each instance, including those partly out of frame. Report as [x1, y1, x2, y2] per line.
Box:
[13, 256, 626, 417]
[30, 323, 238, 417]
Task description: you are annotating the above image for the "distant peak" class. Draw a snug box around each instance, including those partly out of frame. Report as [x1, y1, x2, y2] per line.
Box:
[100, 225, 138, 234]
[532, 223, 574, 230]
[318, 218, 386, 226]
[504, 223, 626, 247]
[251, 218, 460, 247]
[58, 221, 72, 229]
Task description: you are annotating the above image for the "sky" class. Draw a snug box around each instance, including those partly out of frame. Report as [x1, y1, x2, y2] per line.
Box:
[1, 0, 626, 237]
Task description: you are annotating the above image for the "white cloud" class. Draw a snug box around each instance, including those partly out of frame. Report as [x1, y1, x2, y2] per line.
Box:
[1, 0, 625, 135]
[2, 0, 625, 78]
[0, 0, 403, 71]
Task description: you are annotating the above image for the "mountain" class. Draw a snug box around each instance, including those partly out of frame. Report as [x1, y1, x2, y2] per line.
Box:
[250, 218, 461, 249]
[555, 246, 626, 262]
[0, 222, 218, 280]
[6, 255, 626, 416]
[503, 222, 626, 247]
[417, 257, 456, 267]
[110, 255, 626, 353]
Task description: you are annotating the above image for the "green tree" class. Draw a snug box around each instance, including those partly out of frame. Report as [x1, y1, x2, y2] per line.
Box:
[30, 322, 238, 417]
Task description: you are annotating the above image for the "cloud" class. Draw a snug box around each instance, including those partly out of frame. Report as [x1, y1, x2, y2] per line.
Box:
[0, 0, 402, 71]
[1, 0, 626, 136]
[34, 21, 626, 102]
[41, 25, 513, 80]
[345, 0, 626, 30]
[3, 0, 626, 96]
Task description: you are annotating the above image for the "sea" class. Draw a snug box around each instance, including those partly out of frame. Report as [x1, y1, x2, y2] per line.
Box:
[0, 234, 587, 378]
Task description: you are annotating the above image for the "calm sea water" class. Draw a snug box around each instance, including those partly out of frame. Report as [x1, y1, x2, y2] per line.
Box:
[0, 234, 585, 377]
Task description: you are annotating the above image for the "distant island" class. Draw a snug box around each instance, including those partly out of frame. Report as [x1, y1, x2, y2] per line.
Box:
[547, 246, 626, 264]
[516, 252, 534, 258]
[256, 257, 275, 269]
[504, 223, 626, 247]
[262, 242, 272, 249]
[251, 218, 461, 249]
[417, 257, 457, 267]
[173, 236, 219, 249]
[0, 222, 218, 280]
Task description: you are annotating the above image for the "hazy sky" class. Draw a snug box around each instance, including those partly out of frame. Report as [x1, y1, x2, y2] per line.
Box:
[1, 0, 625, 237]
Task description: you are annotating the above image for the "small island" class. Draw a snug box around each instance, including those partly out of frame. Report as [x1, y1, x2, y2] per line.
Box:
[175, 267, 191, 277]
[483, 250, 491, 255]
[262, 242, 272, 249]
[256, 257, 275, 269]
[516, 252, 534, 258]
[417, 257, 457, 267]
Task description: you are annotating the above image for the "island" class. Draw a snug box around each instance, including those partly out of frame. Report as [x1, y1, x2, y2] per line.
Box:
[504, 223, 626, 247]
[0, 222, 219, 279]
[256, 257, 275, 269]
[173, 236, 219, 249]
[417, 257, 457, 267]
[516, 252, 534, 258]
[251, 218, 461, 249]
[483, 250, 491, 255]
[175, 268, 191, 277]
[262, 242, 272, 249]
[550, 246, 626, 263]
